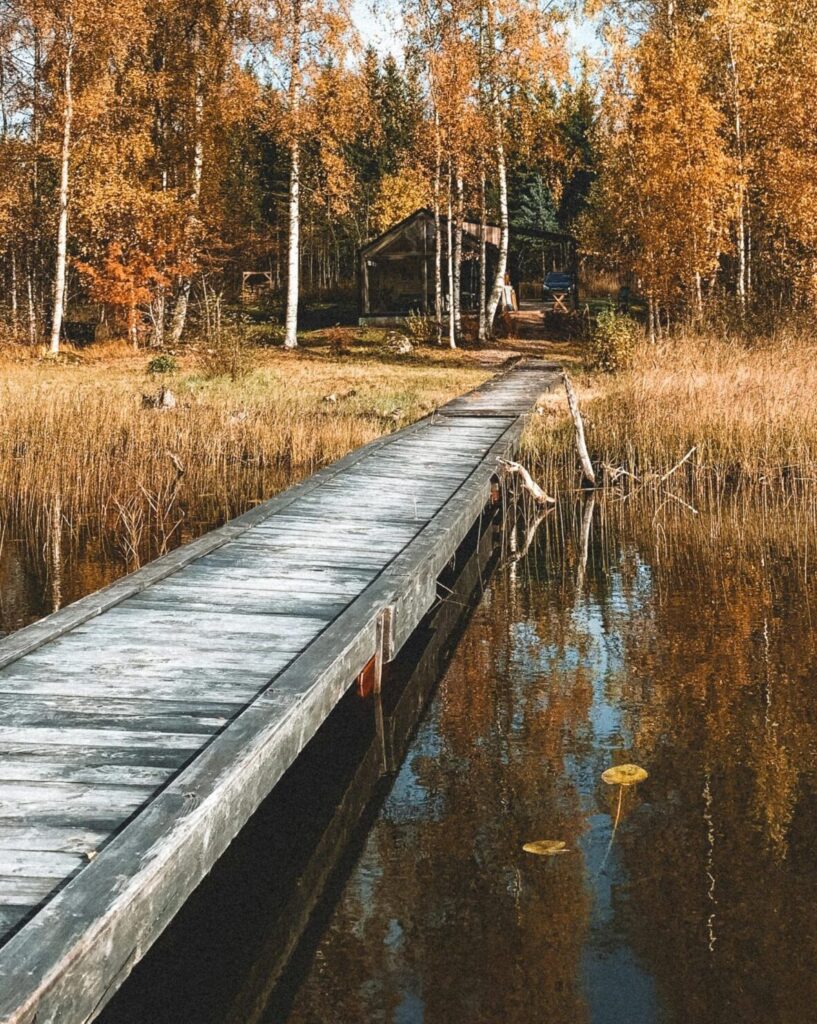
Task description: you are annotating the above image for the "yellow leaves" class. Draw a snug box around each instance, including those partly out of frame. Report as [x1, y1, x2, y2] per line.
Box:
[592, 25, 736, 298]
[317, 145, 356, 218]
[74, 241, 171, 338]
[522, 839, 569, 856]
[591, 0, 817, 307]
[371, 165, 432, 235]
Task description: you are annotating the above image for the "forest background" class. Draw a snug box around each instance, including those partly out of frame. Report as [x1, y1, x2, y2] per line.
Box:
[0, 0, 814, 628]
[1, 0, 813, 354]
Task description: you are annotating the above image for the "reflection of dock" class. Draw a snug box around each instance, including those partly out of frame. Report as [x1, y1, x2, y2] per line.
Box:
[101, 509, 499, 1024]
[0, 361, 556, 1024]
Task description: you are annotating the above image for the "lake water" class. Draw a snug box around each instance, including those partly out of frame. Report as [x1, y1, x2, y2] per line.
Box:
[98, 498, 817, 1024]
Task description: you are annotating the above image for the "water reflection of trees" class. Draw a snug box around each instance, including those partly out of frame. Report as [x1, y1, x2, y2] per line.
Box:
[285, 501, 817, 1024]
[587, 506, 817, 1024]
[284, 568, 597, 1024]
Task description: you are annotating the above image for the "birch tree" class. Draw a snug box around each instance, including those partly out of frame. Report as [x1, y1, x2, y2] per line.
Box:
[159, 0, 252, 343]
[49, 12, 72, 353]
[7, 0, 149, 352]
[260, 0, 355, 350]
[406, 0, 487, 345]
[480, 0, 564, 334]
[434, 15, 479, 348]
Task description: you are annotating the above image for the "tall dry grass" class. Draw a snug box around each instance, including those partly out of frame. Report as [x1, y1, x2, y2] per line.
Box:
[526, 331, 817, 490]
[0, 345, 487, 568]
[523, 329, 817, 555]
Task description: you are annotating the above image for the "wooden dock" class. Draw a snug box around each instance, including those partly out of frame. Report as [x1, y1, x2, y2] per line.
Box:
[0, 360, 557, 1023]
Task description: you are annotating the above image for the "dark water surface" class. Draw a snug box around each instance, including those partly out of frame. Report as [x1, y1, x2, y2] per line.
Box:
[101, 501, 817, 1024]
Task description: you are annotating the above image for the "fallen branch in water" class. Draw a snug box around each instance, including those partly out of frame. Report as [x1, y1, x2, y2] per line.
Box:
[510, 508, 551, 563]
[498, 458, 556, 506]
[657, 491, 699, 518]
[602, 463, 639, 485]
[574, 492, 596, 595]
[659, 446, 697, 485]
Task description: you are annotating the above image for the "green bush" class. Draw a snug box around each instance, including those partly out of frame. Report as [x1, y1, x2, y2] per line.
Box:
[589, 307, 640, 373]
[146, 354, 178, 376]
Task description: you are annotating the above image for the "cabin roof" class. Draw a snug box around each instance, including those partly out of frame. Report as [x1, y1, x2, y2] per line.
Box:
[359, 208, 575, 258]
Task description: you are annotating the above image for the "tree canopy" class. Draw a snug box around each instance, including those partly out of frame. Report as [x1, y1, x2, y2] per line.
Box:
[0, 0, 812, 347]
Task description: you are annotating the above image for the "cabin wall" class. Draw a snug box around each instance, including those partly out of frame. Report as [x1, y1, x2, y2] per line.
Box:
[358, 210, 575, 320]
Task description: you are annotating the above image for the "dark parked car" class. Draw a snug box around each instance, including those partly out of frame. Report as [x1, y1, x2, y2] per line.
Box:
[542, 272, 577, 312]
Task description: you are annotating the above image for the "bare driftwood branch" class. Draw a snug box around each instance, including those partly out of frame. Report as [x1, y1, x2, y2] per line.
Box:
[562, 372, 596, 487]
[658, 446, 696, 485]
[498, 458, 556, 506]
[167, 451, 186, 479]
[602, 463, 638, 485]
[575, 492, 596, 595]
[660, 491, 699, 517]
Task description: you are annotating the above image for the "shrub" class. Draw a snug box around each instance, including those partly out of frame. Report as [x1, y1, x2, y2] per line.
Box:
[199, 324, 254, 381]
[589, 308, 640, 373]
[146, 354, 178, 375]
[404, 309, 437, 345]
[324, 324, 349, 356]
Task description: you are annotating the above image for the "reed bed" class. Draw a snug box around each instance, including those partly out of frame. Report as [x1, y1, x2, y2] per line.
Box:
[525, 331, 817, 492]
[0, 345, 487, 568]
[522, 329, 817, 559]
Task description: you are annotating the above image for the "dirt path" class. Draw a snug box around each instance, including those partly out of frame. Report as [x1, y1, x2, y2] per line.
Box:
[495, 302, 585, 369]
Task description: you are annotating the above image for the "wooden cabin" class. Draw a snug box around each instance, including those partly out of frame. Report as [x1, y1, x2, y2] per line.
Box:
[358, 209, 491, 324]
[358, 208, 577, 325]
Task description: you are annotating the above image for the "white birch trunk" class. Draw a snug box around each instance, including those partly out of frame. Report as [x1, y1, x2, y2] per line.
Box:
[736, 198, 746, 312]
[433, 111, 442, 344]
[169, 25, 204, 345]
[453, 168, 463, 334]
[27, 263, 36, 345]
[446, 166, 456, 349]
[10, 250, 17, 332]
[284, 135, 300, 348]
[283, 0, 302, 350]
[50, 26, 73, 355]
[485, 107, 509, 334]
[728, 27, 746, 315]
[478, 171, 488, 342]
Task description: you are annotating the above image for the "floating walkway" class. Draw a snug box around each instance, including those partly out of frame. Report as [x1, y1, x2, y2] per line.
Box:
[0, 360, 557, 1023]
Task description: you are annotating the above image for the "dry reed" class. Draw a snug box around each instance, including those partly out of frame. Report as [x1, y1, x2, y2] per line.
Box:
[525, 331, 817, 492]
[0, 344, 488, 567]
[522, 329, 817, 556]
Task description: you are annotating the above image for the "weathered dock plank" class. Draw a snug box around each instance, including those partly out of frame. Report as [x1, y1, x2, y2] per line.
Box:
[0, 360, 557, 1024]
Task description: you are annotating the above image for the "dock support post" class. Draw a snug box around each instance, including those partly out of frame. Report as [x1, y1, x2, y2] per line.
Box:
[355, 607, 392, 699]
[373, 608, 395, 772]
[374, 611, 385, 695]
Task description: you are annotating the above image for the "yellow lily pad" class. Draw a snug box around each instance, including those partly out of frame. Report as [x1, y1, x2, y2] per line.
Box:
[522, 839, 568, 856]
[602, 764, 648, 786]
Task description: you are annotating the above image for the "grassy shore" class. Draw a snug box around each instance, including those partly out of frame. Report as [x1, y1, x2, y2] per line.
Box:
[525, 330, 817, 495]
[520, 328, 817, 563]
[0, 330, 491, 565]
